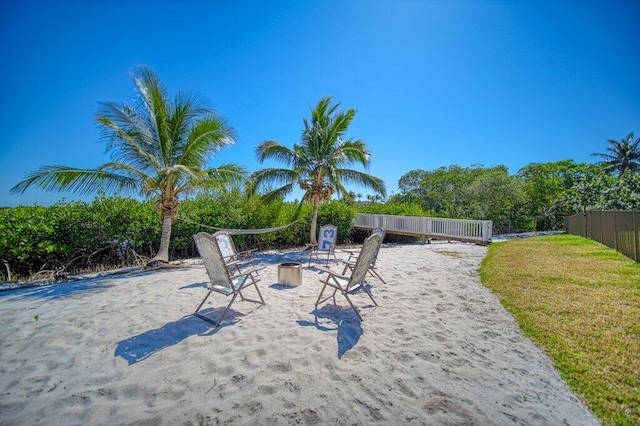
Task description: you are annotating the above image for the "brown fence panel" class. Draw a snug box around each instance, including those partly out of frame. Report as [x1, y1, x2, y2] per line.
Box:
[564, 214, 586, 237]
[600, 211, 618, 249]
[588, 211, 603, 244]
[614, 211, 639, 262]
[565, 210, 639, 263]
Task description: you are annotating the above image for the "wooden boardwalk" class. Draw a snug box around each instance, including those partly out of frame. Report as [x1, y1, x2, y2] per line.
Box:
[354, 213, 492, 245]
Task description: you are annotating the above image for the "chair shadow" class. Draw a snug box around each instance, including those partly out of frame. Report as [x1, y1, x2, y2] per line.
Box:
[297, 304, 363, 359]
[114, 308, 242, 365]
[179, 281, 208, 290]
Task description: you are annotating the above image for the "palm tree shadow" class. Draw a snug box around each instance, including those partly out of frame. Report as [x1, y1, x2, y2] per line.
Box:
[114, 308, 242, 365]
[297, 304, 362, 359]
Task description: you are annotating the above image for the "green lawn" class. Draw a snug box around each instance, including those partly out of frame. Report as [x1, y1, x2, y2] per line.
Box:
[480, 234, 640, 425]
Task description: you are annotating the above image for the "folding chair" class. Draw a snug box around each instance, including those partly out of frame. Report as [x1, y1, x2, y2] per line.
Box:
[307, 224, 338, 266]
[341, 227, 386, 284]
[314, 232, 382, 321]
[193, 232, 265, 327]
[214, 231, 259, 274]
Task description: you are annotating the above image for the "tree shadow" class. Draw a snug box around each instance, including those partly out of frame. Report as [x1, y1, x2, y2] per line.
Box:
[114, 308, 242, 365]
[297, 304, 363, 359]
[0, 267, 183, 300]
[0, 277, 116, 300]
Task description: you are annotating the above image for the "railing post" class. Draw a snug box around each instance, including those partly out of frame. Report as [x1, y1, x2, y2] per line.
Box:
[483, 220, 492, 244]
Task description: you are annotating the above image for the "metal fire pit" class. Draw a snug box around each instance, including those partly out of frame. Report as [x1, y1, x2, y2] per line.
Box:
[278, 262, 302, 287]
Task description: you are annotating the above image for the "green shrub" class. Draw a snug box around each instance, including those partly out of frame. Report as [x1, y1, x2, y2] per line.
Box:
[355, 201, 429, 217]
[0, 196, 426, 282]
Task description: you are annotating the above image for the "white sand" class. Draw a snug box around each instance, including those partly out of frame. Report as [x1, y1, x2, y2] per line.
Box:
[0, 242, 599, 425]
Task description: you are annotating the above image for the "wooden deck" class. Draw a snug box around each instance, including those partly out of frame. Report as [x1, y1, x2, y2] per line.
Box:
[354, 213, 492, 245]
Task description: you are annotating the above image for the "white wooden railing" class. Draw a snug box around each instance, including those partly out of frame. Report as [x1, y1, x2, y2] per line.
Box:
[354, 213, 492, 244]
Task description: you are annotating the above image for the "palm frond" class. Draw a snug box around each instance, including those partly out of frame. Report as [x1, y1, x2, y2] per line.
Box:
[592, 132, 640, 175]
[260, 183, 295, 202]
[251, 167, 298, 188]
[96, 106, 161, 172]
[334, 169, 387, 198]
[11, 165, 141, 195]
[334, 140, 371, 167]
[204, 164, 247, 185]
[256, 141, 296, 165]
[133, 66, 174, 167]
[178, 116, 235, 167]
[327, 109, 355, 144]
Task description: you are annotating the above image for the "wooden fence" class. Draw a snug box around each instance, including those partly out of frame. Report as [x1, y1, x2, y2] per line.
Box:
[353, 213, 492, 245]
[565, 210, 640, 262]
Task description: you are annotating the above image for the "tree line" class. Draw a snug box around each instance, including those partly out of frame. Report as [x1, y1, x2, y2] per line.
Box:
[390, 158, 639, 233]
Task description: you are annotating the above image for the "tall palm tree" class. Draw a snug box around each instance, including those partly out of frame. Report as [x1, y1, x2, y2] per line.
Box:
[592, 132, 640, 176]
[12, 66, 245, 265]
[251, 96, 386, 245]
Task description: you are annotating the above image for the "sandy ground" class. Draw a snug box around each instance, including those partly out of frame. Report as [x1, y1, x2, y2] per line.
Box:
[0, 242, 599, 425]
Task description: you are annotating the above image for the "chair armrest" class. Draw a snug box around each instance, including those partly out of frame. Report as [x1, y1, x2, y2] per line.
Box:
[230, 263, 266, 279]
[225, 258, 244, 267]
[237, 248, 257, 258]
[315, 265, 350, 281]
[342, 248, 362, 261]
[342, 249, 360, 255]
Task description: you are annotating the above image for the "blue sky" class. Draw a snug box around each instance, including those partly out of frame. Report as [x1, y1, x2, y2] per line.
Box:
[1, 0, 638, 207]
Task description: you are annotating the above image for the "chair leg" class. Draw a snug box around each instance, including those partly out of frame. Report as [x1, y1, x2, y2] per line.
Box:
[215, 293, 239, 327]
[342, 292, 363, 321]
[195, 289, 213, 314]
[368, 268, 386, 284]
[362, 285, 378, 306]
[315, 283, 330, 307]
[253, 280, 266, 305]
[342, 263, 351, 275]
[241, 279, 265, 305]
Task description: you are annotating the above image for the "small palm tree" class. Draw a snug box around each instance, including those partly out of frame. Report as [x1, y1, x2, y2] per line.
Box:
[12, 66, 245, 265]
[251, 96, 386, 245]
[592, 132, 640, 176]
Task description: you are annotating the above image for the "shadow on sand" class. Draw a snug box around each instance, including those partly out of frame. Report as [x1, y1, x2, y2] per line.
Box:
[114, 308, 243, 365]
[0, 277, 117, 300]
[0, 266, 190, 300]
[297, 304, 363, 359]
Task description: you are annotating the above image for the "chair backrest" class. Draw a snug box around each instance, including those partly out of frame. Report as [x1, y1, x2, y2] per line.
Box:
[318, 224, 338, 253]
[193, 232, 232, 289]
[371, 227, 385, 264]
[214, 232, 237, 260]
[372, 227, 385, 237]
[349, 232, 382, 287]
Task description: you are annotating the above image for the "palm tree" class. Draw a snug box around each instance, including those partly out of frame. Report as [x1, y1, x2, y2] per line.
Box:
[12, 66, 245, 265]
[592, 132, 640, 176]
[251, 96, 386, 245]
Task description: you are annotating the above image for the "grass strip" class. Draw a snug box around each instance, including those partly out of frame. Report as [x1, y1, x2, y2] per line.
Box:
[480, 234, 640, 425]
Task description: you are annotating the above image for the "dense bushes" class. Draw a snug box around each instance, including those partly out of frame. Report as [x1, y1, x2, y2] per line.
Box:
[0, 195, 370, 282]
[0, 198, 159, 281]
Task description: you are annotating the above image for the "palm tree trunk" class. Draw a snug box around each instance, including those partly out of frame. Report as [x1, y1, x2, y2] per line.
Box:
[309, 196, 320, 245]
[150, 213, 173, 264]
